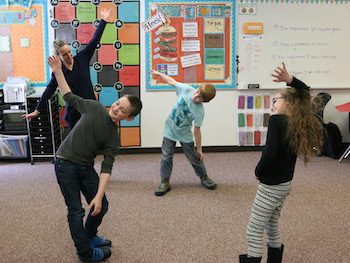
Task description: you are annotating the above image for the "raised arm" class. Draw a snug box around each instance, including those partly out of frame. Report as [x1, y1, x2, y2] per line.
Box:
[149, 70, 177, 87]
[48, 56, 71, 96]
[272, 62, 309, 90]
[271, 62, 293, 84]
[100, 8, 111, 21]
[79, 8, 111, 59]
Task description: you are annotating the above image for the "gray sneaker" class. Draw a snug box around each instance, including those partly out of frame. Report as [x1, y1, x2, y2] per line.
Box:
[155, 178, 171, 196]
[200, 176, 217, 190]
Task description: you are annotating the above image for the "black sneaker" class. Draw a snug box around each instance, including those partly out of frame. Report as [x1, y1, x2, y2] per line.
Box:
[78, 246, 111, 262]
[154, 178, 171, 196]
[200, 176, 217, 190]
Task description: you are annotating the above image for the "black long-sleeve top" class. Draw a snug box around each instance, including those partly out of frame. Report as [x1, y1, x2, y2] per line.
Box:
[35, 20, 107, 125]
[255, 77, 309, 185]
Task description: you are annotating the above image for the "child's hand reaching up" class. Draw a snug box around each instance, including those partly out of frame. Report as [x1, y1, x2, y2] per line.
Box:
[48, 55, 62, 73]
[271, 62, 293, 84]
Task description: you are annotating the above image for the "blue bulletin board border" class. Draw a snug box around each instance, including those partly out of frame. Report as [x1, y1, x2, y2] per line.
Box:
[0, 0, 49, 87]
[38, 0, 49, 87]
[145, 0, 236, 90]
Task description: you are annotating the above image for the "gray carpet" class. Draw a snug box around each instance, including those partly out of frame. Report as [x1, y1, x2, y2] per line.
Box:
[0, 151, 349, 263]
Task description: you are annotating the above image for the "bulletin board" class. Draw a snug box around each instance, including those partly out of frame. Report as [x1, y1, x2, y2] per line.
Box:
[145, 0, 236, 90]
[52, 0, 141, 147]
[236, 0, 350, 90]
[0, 0, 49, 87]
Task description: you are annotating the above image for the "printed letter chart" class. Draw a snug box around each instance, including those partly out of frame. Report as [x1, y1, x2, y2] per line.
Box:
[237, 92, 273, 146]
[145, 0, 236, 90]
[52, 0, 141, 147]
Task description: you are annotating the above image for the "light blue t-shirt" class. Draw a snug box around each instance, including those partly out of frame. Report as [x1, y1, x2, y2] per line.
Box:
[163, 82, 204, 143]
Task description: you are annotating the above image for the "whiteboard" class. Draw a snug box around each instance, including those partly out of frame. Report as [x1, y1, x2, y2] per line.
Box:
[236, 2, 350, 89]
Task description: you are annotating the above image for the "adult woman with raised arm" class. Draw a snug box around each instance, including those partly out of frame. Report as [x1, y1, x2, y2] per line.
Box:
[23, 8, 111, 130]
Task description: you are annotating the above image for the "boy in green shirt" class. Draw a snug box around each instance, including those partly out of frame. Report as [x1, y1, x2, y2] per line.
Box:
[49, 55, 142, 262]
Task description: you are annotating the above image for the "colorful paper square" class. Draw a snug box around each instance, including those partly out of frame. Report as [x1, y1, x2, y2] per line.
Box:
[118, 44, 139, 65]
[118, 2, 139, 23]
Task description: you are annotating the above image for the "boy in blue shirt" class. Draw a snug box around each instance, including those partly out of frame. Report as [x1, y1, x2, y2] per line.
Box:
[149, 70, 217, 196]
[48, 55, 142, 262]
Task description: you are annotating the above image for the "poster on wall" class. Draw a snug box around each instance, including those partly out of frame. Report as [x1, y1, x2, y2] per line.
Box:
[0, 0, 49, 87]
[52, 0, 141, 147]
[144, 0, 236, 90]
[237, 91, 272, 147]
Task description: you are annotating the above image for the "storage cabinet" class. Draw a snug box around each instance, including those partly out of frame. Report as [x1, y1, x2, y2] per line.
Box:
[0, 88, 29, 159]
[27, 93, 62, 164]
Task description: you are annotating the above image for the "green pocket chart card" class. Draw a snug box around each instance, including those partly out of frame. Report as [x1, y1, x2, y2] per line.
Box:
[52, 0, 141, 147]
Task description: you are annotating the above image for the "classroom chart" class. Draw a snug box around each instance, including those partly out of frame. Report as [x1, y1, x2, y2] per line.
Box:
[236, 0, 350, 89]
[237, 91, 272, 146]
[145, 0, 236, 90]
[0, 0, 50, 87]
[52, 0, 141, 147]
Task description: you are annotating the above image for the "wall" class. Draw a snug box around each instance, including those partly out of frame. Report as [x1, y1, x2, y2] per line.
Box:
[35, 1, 350, 148]
[139, 85, 350, 147]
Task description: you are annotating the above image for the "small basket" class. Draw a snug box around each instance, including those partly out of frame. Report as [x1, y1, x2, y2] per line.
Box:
[3, 114, 27, 131]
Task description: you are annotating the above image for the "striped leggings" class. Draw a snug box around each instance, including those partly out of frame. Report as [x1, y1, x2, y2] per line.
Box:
[246, 181, 292, 258]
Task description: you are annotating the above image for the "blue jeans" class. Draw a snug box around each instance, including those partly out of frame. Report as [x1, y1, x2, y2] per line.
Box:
[160, 137, 207, 179]
[55, 158, 108, 254]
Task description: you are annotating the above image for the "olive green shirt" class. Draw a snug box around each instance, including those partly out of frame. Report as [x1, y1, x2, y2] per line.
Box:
[57, 92, 119, 174]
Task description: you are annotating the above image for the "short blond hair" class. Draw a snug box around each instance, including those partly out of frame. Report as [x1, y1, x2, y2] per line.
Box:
[198, 84, 216, 102]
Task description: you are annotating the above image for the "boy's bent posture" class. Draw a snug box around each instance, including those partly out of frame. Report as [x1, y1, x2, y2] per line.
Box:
[149, 70, 216, 196]
[49, 56, 142, 262]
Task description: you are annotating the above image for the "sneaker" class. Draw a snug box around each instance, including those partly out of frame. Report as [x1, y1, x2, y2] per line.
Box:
[89, 235, 112, 247]
[78, 246, 111, 262]
[154, 178, 171, 196]
[200, 176, 217, 190]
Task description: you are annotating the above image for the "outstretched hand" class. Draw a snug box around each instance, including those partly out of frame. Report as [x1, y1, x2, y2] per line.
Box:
[149, 70, 161, 76]
[101, 8, 111, 21]
[48, 55, 62, 73]
[22, 110, 39, 121]
[271, 62, 293, 84]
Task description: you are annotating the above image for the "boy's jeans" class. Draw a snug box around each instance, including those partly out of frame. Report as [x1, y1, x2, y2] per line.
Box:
[55, 158, 108, 254]
[160, 137, 207, 179]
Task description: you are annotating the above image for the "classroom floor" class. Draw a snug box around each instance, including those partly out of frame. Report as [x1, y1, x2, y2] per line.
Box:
[1, 151, 349, 263]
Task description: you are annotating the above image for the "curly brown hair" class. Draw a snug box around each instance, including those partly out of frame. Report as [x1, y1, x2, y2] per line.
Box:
[278, 88, 324, 164]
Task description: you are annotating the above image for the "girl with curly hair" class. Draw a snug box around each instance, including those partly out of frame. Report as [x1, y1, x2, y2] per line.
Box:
[239, 62, 323, 263]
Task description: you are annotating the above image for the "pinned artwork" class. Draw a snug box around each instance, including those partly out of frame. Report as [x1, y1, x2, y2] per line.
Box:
[0, 0, 49, 87]
[145, 0, 236, 90]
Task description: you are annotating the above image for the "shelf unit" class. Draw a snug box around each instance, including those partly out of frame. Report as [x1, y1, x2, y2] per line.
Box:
[26, 93, 62, 164]
[0, 88, 29, 159]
